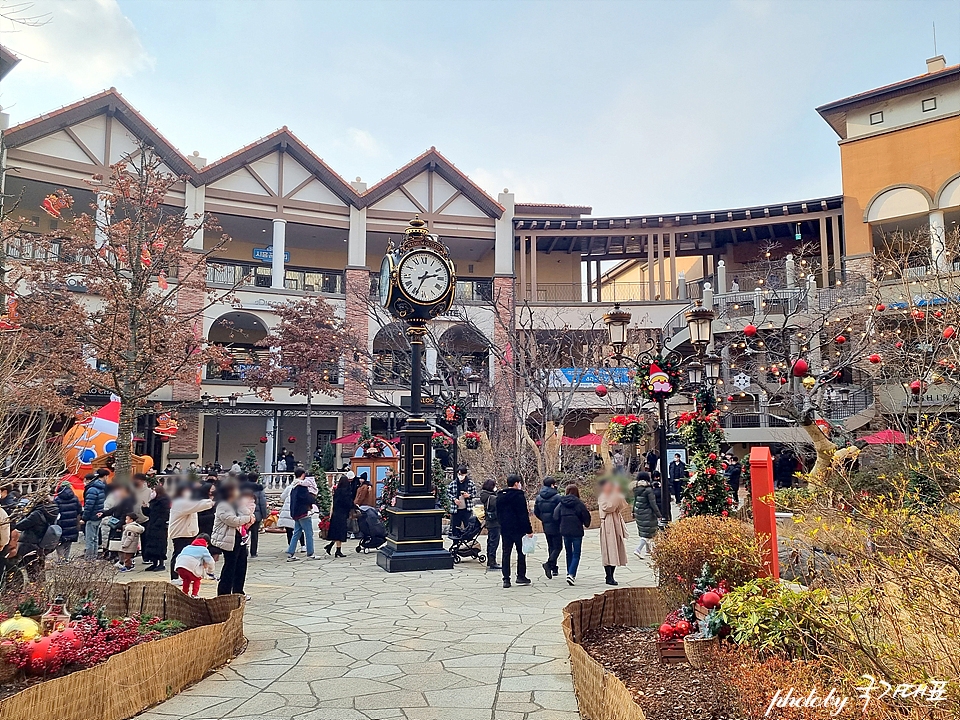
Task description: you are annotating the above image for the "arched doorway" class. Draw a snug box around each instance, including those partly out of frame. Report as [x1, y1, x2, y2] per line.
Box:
[208, 311, 269, 381]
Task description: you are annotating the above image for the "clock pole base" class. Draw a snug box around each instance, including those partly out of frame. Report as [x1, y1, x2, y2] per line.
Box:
[376, 544, 454, 573]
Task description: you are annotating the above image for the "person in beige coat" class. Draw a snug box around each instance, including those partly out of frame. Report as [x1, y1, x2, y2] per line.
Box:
[597, 478, 629, 585]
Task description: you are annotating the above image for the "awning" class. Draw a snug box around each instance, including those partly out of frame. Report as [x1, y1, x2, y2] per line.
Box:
[861, 429, 907, 445]
[331, 431, 361, 445]
[562, 433, 603, 446]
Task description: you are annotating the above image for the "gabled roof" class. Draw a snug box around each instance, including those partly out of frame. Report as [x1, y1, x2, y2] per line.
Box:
[200, 127, 361, 207]
[4, 88, 201, 184]
[817, 63, 960, 138]
[0, 44, 20, 83]
[515, 202, 592, 216]
[361, 147, 503, 218]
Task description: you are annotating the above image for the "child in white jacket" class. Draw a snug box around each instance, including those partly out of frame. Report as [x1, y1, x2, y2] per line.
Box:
[174, 535, 216, 597]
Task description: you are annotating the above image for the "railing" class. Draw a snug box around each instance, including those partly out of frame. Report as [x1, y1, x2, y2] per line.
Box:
[206, 261, 345, 294]
[722, 408, 794, 429]
[714, 288, 806, 319]
[824, 383, 874, 421]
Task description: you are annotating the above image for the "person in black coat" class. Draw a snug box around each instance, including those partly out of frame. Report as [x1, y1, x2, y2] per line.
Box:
[553, 484, 591, 585]
[324, 475, 355, 558]
[495, 475, 533, 588]
[645, 449, 660, 475]
[54, 483, 81, 560]
[533, 477, 562, 579]
[15, 495, 58, 560]
[141, 483, 171, 571]
[668, 453, 687, 504]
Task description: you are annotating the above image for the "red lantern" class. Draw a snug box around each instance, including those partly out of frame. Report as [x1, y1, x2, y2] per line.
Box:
[945, 327, 956, 340]
[595, 383, 608, 398]
[699, 591, 722, 609]
[791, 358, 809, 377]
[743, 324, 757, 337]
[259, 436, 268, 444]
[875, 304, 885, 312]
[834, 335, 846, 344]
[869, 354, 881, 364]
[910, 380, 923, 395]
[287, 436, 296, 444]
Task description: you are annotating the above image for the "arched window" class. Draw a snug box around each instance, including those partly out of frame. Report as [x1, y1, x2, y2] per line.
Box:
[372, 322, 411, 386]
[438, 324, 490, 385]
[208, 311, 269, 381]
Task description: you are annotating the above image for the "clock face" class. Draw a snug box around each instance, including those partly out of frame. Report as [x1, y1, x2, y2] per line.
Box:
[398, 251, 451, 304]
[379, 255, 392, 308]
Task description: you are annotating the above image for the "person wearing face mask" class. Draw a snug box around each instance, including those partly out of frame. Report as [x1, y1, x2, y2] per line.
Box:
[447, 465, 477, 538]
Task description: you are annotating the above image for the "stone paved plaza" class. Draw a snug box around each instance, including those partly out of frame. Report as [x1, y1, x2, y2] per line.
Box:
[132, 528, 655, 720]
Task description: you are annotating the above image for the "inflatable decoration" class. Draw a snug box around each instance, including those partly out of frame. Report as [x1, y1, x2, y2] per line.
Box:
[61, 396, 153, 483]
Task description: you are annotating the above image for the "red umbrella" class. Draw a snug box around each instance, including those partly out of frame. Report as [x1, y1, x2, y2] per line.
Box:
[861, 429, 907, 445]
[561, 433, 603, 446]
[331, 431, 361, 445]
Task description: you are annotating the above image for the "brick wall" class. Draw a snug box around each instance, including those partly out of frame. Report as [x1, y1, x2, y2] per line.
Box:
[343, 268, 370, 406]
[490, 276, 517, 444]
[168, 408, 200, 460]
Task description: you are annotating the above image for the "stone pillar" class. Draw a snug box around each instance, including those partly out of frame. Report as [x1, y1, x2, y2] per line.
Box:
[271, 219, 286, 289]
[265, 415, 276, 475]
[930, 210, 947, 271]
[716, 260, 726, 294]
[185, 151, 207, 250]
[343, 268, 370, 408]
[678, 271, 687, 300]
[703, 282, 714, 310]
[785, 253, 796, 288]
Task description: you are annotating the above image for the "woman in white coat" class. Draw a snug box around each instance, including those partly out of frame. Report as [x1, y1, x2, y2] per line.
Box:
[278, 482, 303, 551]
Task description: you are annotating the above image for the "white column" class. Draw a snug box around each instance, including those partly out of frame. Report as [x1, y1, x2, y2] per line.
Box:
[678, 271, 687, 300]
[425, 344, 438, 377]
[271, 219, 286, 289]
[930, 210, 947, 271]
[348, 205, 367, 268]
[185, 152, 207, 250]
[95, 191, 109, 248]
[716, 260, 727, 294]
[785, 253, 796, 288]
[702, 282, 714, 311]
[264, 415, 276, 484]
[495, 191, 515, 276]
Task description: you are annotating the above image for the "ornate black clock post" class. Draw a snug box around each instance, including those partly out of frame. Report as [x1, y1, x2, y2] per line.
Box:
[377, 216, 456, 572]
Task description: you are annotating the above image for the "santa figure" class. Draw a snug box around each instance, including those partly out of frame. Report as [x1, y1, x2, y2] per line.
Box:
[648, 363, 673, 395]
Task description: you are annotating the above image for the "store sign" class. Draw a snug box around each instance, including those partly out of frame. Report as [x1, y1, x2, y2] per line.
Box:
[552, 368, 633, 387]
[253, 247, 290, 263]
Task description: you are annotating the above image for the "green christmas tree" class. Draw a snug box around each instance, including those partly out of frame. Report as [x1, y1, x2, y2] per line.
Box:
[321, 441, 336, 471]
[433, 457, 451, 516]
[676, 409, 734, 517]
[242, 447, 260, 474]
[310, 461, 332, 515]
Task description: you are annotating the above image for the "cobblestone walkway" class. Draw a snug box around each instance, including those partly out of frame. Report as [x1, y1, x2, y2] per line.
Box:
[135, 528, 655, 720]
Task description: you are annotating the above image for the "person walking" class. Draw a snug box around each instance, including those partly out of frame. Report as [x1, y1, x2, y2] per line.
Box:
[598, 478, 629, 586]
[277, 481, 301, 550]
[631, 471, 661, 559]
[725, 454, 742, 505]
[245, 473, 267, 558]
[479, 479, 500, 570]
[533, 477, 562, 579]
[645, 448, 660, 476]
[668, 453, 687, 505]
[553, 484, 591, 585]
[141, 483, 171, 572]
[169, 483, 215, 581]
[495, 475, 532, 588]
[324, 474, 354, 557]
[81, 472, 107, 559]
[54, 481, 81, 561]
[211, 483, 254, 597]
[447, 465, 477, 537]
[286, 469, 317, 561]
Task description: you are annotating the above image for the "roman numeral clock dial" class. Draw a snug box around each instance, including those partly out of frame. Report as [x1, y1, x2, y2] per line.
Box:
[397, 251, 451, 304]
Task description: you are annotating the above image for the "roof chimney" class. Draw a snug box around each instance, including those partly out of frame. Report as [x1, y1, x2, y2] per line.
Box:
[926, 55, 946, 73]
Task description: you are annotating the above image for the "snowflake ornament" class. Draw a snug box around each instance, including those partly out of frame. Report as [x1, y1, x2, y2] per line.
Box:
[732, 373, 752, 390]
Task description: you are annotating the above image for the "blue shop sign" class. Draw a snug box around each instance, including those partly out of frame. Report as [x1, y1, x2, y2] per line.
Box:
[555, 368, 633, 386]
[253, 247, 290, 263]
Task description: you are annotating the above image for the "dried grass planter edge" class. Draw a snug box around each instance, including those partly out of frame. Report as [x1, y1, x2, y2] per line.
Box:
[0, 581, 246, 720]
[562, 586, 668, 720]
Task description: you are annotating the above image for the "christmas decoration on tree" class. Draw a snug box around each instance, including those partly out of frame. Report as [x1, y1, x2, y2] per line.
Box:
[310, 461, 332, 516]
[676, 409, 733, 517]
[636, 359, 682, 401]
[241, 448, 260, 474]
[380, 469, 401, 525]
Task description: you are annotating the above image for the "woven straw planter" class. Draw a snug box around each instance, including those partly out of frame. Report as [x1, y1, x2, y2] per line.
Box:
[562, 587, 668, 720]
[0, 582, 245, 720]
[683, 635, 718, 669]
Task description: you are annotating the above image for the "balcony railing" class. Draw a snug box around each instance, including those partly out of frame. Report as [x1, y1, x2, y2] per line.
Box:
[206, 261, 344, 294]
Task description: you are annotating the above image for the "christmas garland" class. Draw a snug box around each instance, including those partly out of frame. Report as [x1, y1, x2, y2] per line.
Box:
[358, 437, 386, 457]
[635, 357, 683, 401]
[442, 401, 468, 425]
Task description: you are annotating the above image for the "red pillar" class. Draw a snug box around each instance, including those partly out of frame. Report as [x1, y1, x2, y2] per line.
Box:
[749, 446, 779, 579]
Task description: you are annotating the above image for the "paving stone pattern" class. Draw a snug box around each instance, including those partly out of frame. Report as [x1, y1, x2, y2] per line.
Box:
[134, 528, 656, 720]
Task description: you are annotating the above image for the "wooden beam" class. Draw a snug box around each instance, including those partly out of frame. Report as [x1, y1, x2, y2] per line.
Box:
[399, 185, 427, 214]
[63, 126, 102, 166]
[244, 164, 278, 198]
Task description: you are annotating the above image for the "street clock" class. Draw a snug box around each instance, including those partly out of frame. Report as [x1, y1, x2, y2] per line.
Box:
[379, 216, 456, 321]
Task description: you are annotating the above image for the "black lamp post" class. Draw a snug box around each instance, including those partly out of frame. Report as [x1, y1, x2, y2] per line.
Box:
[603, 300, 715, 521]
[429, 367, 482, 469]
[201, 393, 237, 466]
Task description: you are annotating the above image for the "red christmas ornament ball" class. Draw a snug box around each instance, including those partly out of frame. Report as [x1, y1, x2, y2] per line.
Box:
[658, 623, 674, 640]
[779, 377, 788, 385]
[595, 383, 608, 398]
[869, 354, 881, 364]
[875, 304, 885, 312]
[674, 620, 692, 636]
[726, 395, 734, 401]
[743, 324, 757, 337]
[259, 436, 268, 444]
[287, 436, 296, 444]
[706, 467, 718, 475]
[696, 495, 704, 502]
[935, 310, 944, 318]
[912, 309, 926, 321]
[834, 335, 846, 344]
[791, 358, 809, 377]
[708, 453, 717, 460]
[910, 380, 923, 394]
[945, 327, 956, 340]
[27, 636, 59, 675]
[895, 341, 904, 349]
[700, 591, 722, 609]
[721, 510, 729, 517]
[55, 626, 82, 652]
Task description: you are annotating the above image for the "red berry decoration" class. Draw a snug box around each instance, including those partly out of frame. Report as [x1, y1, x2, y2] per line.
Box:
[791, 358, 809, 377]
[700, 591, 722, 609]
[726, 497, 733, 504]
[869, 354, 881, 364]
[595, 383, 608, 398]
[945, 327, 956, 340]
[834, 335, 846, 344]
[721, 510, 729, 517]
[708, 453, 717, 460]
[910, 380, 923, 394]
[658, 623, 674, 640]
[912, 309, 926, 321]
[696, 495, 705, 502]
[875, 304, 885, 312]
[743, 324, 757, 337]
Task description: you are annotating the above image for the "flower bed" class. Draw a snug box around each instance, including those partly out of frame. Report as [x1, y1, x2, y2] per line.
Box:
[0, 582, 245, 720]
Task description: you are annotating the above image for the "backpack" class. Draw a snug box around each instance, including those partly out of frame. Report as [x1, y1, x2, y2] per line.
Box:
[39, 524, 62, 551]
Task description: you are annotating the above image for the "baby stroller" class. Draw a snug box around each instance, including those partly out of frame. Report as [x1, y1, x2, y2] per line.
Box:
[448, 514, 486, 564]
[356, 507, 387, 553]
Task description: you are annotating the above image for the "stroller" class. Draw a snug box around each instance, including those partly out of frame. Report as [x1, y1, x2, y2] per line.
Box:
[355, 507, 387, 553]
[448, 514, 486, 564]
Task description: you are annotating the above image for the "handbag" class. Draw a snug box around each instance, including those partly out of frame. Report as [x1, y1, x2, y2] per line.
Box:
[521, 534, 537, 555]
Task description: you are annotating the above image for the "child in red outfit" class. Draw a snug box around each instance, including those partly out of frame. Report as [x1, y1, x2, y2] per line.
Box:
[173, 534, 216, 597]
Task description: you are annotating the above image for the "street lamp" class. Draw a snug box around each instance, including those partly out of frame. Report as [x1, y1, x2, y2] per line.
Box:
[429, 370, 483, 470]
[603, 300, 716, 521]
[200, 393, 237, 467]
[704, 353, 722, 385]
[467, 373, 482, 398]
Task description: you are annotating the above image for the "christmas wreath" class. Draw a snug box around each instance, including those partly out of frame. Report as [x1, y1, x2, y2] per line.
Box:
[635, 358, 683, 401]
[463, 431, 481, 450]
[606, 414, 646, 444]
[358, 437, 386, 457]
[442, 401, 468, 425]
[431, 432, 454, 449]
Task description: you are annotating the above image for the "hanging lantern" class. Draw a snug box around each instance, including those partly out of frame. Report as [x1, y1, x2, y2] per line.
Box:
[287, 436, 296, 444]
[595, 383, 608, 398]
[791, 358, 809, 377]
[869, 354, 882, 364]
[743, 324, 757, 337]
[259, 436, 268, 444]
[875, 304, 885, 312]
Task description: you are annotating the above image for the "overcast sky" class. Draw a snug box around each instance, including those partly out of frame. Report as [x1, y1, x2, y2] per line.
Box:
[0, 0, 957, 216]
